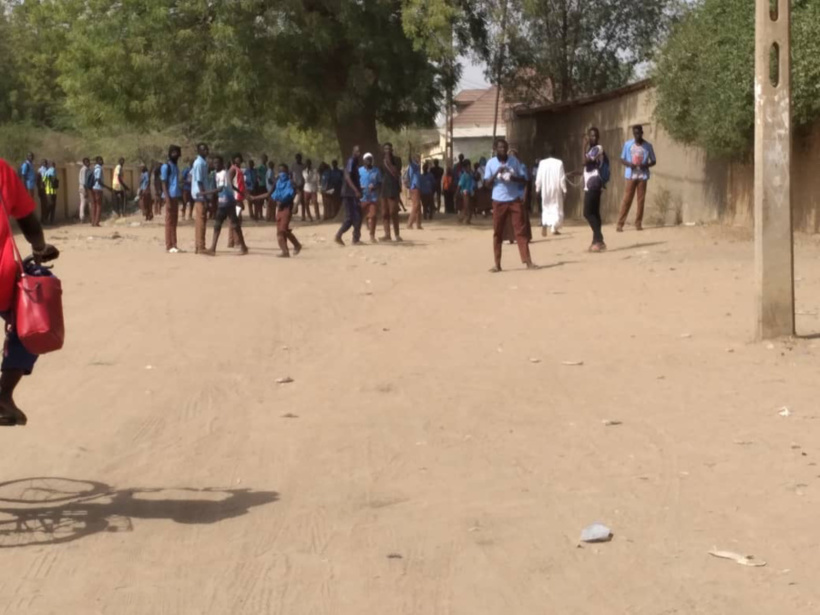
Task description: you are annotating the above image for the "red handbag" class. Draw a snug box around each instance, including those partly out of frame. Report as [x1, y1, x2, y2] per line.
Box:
[0, 197, 64, 355]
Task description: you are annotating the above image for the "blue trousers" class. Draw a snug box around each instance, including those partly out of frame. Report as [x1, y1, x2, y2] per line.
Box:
[2, 313, 37, 374]
[337, 196, 362, 242]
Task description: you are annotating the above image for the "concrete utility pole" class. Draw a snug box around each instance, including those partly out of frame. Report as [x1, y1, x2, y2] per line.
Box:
[754, 0, 794, 339]
[491, 0, 509, 145]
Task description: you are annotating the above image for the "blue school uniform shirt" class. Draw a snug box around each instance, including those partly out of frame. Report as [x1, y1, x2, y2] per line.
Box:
[93, 164, 104, 191]
[483, 155, 527, 202]
[458, 171, 475, 195]
[621, 139, 656, 180]
[161, 160, 182, 198]
[190, 156, 208, 201]
[358, 166, 381, 202]
[420, 172, 434, 195]
[407, 160, 421, 190]
[20, 160, 36, 190]
[244, 167, 256, 191]
[139, 171, 149, 191]
[272, 173, 295, 208]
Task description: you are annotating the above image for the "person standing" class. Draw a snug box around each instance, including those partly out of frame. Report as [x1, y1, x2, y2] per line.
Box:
[616, 124, 656, 232]
[327, 159, 344, 219]
[457, 160, 475, 224]
[291, 153, 307, 221]
[420, 162, 435, 221]
[19, 153, 37, 204]
[406, 154, 423, 230]
[483, 139, 536, 272]
[255, 155, 268, 221]
[334, 145, 362, 246]
[138, 164, 153, 221]
[78, 158, 91, 223]
[303, 159, 320, 222]
[90, 156, 109, 227]
[202, 155, 248, 256]
[442, 166, 455, 215]
[583, 127, 607, 252]
[181, 159, 194, 222]
[0, 158, 61, 426]
[243, 159, 257, 220]
[42, 161, 58, 225]
[152, 161, 164, 217]
[535, 148, 567, 236]
[379, 143, 402, 242]
[37, 159, 49, 217]
[252, 163, 301, 257]
[431, 159, 444, 212]
[265, 159, 276, 222]
[190, 142, 210, 254]
[112, 158, 129, 217]
[358, 153, 382, 243]
[161, 145, 183, 253]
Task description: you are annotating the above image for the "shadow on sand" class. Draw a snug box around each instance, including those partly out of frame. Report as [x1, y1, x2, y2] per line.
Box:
[0, 477, 278, 549]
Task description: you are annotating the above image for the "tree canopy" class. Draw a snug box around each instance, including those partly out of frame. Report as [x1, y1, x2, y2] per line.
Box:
[654, 0, 820, 158]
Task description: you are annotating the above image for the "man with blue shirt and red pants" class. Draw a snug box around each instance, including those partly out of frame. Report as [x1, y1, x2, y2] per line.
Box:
[617, 124, 657, 232]
[161, 145, 183, 253]
[483, 139, 537, 273]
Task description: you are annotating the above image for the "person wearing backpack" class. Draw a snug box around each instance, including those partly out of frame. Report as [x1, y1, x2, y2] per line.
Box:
[583, 127, 608, 252]
[616, 124, 656, 232]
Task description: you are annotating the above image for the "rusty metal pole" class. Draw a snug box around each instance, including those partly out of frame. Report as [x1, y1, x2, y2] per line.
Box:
[754, 0, 794, 339]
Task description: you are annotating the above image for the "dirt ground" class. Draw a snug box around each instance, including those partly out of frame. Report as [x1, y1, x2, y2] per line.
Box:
[1, 211, 820, 614]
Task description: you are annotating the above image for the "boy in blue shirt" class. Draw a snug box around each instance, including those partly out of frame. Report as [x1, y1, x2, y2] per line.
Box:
[617, 124, 657, 232]
[161, 145, 183, 253]
[457, 159, 475, 224]
[358, 153, 382, 243]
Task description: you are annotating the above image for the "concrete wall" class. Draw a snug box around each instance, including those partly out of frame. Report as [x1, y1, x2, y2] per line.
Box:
[507, 84, 820, 231]
[30, 164, 141, 222]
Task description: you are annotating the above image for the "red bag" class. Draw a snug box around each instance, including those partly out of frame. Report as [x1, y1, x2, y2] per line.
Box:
[0, 196, 64, 355]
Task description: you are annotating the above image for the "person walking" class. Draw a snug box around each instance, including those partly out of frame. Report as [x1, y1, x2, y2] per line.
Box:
[358, 153, 381, 243]
[42, 161, 58, 225]
[0, 158, 60, 426]
[252, 163, 301, 258]
[457, 160, 475, 224]
[161, 145, 183, 253]
[583, 127, 607, 252]
[535, 147, 567, 236]
[616, 124, 656, 232]
[483, 139, 536, 272]
[406, 154, 423, 230]
[334, 145, 362, 246]
[78, 158, 91, 223]
[379, 143, 402, 241]
[112, 158, 129, 218]
[202, 155, 248, 256]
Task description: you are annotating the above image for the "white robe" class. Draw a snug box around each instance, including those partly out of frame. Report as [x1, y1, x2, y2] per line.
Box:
[535, 157, 567, 229]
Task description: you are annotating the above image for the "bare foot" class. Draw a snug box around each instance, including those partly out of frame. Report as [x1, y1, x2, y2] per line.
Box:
[525, 262, 540, 270]
[277, 252, 290, 258]
[489, 265, 502, 273]
[239, 247, 249, 255]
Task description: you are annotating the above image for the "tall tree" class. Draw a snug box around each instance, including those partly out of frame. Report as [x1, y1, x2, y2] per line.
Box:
[654, 0, 820, 158]
[500, 0, 681, 105]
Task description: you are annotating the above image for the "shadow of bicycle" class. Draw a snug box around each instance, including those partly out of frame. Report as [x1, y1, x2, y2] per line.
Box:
[0, 477, 279, 549]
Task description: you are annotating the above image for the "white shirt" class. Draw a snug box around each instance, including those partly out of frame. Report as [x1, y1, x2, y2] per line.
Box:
[303, 168, 319, 192]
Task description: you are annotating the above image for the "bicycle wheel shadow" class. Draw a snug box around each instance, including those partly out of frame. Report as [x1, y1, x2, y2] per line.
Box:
[0, 477, 279, 549]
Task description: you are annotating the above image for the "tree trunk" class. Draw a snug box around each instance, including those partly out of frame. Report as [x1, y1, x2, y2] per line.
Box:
[332, 109, 380, 165]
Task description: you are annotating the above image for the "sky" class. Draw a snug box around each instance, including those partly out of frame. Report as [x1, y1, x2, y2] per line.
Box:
[459, 59, 490, 92]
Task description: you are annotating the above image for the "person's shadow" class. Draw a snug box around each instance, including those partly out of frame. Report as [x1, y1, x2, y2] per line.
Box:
[0, 477, 279, 549]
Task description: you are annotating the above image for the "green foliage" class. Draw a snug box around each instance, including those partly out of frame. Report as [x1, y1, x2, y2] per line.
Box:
[502, 0, 681, 105]
[655, 0, 820, 158]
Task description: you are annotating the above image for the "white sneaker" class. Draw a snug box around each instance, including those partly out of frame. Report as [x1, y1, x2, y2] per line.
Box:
[168, 247, 180, 254]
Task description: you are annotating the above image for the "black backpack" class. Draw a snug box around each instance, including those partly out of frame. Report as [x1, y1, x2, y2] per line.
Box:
[85, 168, 96, 190]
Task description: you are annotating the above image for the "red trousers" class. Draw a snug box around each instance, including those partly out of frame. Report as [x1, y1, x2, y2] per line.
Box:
[492, 200, 531, 265]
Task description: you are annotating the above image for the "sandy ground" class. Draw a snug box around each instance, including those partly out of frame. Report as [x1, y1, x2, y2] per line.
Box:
[1, 211, 820, 614]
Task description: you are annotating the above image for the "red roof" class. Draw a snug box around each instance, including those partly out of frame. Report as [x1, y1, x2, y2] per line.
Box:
[454, 89, 487, 105]
[452, 86, 511, 129]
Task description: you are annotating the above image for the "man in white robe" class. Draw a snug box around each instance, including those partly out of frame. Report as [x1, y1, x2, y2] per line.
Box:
[535, 150, 567, 236]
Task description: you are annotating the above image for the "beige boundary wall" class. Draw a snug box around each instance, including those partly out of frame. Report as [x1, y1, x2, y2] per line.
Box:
[506, 80, 820, 231]
[24, 164, 142, 222]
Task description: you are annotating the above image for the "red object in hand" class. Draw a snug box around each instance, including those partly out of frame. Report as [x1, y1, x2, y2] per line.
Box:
[15, 270, 64, 354]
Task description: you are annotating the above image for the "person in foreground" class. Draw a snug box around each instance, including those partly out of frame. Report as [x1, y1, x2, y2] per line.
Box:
[0, 159, 60, 426]
[583, 127, 607, 252]
[483, 139, 537, 273]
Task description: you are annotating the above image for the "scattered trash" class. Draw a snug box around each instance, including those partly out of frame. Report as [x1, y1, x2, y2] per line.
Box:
[468, 526, 481, 533]
[129, 222, 141, 227]
[708, 548, 766, 567]
[779, 407, 792, 417]
[529, 357, 542, 364]
[602, 420, 622, 427]
[562, 360, 584, 366]
[580, 523, 612, 543]
[276, 377, 294, 384]
[145, 365, 153, 370]
[387, 553, 403, 560]
[791, 443, 801, 450]
[281, 413, 299, 419]
[734, 440, 755, 446]
[281, 346, 289, 351]
[726, 348, 735, 353]
[111, 232, 122, 239]
[680, 333, 692, 339]
[766, 343, 775, 350]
